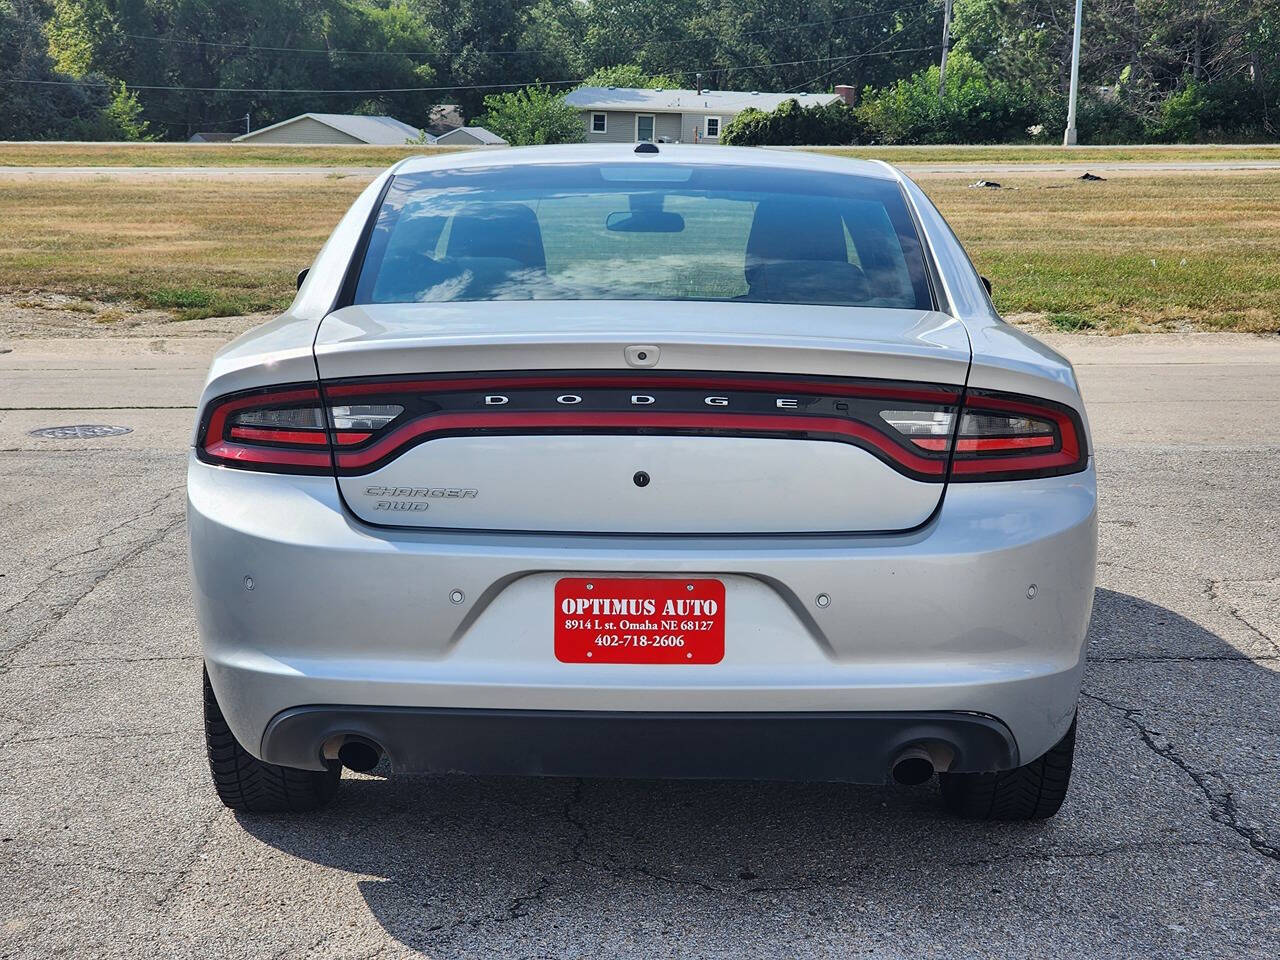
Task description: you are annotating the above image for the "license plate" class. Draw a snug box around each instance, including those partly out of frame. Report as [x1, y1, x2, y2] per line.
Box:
[554, 578, 725, 664]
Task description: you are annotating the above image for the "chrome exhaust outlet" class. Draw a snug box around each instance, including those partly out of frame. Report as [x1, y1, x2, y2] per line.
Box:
[890, 746, 937, 785]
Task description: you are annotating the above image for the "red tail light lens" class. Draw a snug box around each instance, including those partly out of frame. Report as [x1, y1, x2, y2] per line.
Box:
[196, 385, 402, 473]
[198, 385, 330, 472]
[948, 389, 1087, 481]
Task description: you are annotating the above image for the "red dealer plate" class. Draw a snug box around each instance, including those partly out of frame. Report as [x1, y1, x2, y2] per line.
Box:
[555, 578, 726, 664]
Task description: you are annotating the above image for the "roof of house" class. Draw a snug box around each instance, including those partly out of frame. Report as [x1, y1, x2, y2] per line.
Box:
[564, 86, 841, 114]
[234, 113, 424, 144]
[187, 132, 236, 143]
[435, 125, 508, 145]
[426, 104, 465, 135]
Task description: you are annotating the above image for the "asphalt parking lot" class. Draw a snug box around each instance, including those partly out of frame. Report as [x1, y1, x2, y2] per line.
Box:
[1, 331, 1278, 959]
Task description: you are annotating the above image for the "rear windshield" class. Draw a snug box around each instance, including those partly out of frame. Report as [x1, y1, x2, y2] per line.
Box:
[352, 163, 933, 310]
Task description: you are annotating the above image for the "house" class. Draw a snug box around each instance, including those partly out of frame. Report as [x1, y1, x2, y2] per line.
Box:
[564, 85, 855, 144]
[187, 131, 236, 143]
[234, 113, 425, 145]
[434, 126, 508, 146]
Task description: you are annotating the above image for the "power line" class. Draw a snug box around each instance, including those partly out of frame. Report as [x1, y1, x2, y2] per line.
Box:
[0, 76, 583, 95]
[659, 1, 934, 50]
[111, 3, 934, 60]
[0, 46, 942, 97]
[681, 46, 941, 83]
[783, 22, 937, 92]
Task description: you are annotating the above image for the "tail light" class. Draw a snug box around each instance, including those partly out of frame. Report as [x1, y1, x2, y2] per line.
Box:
[195, 383, 403, 473]
[946, 389, 1087, 481]
[197, 375, 1085, 482]
[881, 389, 1085, 480]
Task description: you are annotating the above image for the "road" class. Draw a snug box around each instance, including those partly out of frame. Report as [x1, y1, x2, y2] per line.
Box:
[1, 332, 1278, 959]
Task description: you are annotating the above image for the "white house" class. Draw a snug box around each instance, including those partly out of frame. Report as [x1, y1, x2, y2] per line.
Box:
[234, 113, 425, 145]
[563, 86, 853, 144]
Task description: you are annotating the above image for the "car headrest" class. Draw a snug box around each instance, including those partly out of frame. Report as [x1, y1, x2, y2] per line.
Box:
[445, 202, 546, 270]
[744, 197, 848, 283]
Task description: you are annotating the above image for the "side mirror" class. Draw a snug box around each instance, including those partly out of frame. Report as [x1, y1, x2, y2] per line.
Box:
[296, 267, 309, 290]
[980, 275, 992, 296]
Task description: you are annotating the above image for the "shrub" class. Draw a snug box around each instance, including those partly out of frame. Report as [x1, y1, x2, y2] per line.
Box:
[720, 98, 863, 146]
[478, 84, 586, 146]
[1145, 79, 1272, 143]
[1075, 96, 1146, 144]
[855, 52, 1048, 144]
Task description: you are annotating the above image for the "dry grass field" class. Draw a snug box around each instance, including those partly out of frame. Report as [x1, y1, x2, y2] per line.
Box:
[0, 175, 364, 324]
[0, 167, 1277, 334]
[3, 141, 1280, 168]
[0, 142, 470, 168]
[927, 171, 1280, 333]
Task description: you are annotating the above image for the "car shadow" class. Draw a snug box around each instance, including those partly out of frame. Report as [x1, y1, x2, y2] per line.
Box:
[234, 587, 1276, 953]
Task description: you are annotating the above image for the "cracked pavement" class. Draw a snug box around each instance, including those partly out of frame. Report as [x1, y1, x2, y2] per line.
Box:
[1, 332, 1278, 959]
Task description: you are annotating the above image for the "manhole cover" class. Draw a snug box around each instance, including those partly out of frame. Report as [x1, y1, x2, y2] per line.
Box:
[28, 424, 133, 439]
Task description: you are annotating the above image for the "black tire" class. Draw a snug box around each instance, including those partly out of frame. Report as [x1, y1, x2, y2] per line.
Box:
[940, 714, 1077, 821]
[203, 667, 340, 813]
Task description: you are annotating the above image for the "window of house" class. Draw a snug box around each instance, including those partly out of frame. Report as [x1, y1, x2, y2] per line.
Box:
[635, 114, 655, 142]
[705, 116, 721, 139]
[590, 113, 607, 134]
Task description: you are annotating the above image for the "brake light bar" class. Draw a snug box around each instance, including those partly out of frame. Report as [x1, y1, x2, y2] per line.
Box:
[195, 373, 1086, 482]
[317, 372, 963, 481]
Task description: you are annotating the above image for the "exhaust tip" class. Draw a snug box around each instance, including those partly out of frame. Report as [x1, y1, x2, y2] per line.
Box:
[337, 738, 382, 773]
[891, 748, 936, 786]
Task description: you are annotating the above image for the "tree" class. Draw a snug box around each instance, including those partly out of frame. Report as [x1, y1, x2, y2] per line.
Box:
[8, 0, 1278, 143]
[581, 64, 680, 89]
[479, 83, 585, 144]
[0, 0, 112, 139]
[102, 83, 152, 140]
[44, 1, 442, 139]
[415, 0, 576, 118]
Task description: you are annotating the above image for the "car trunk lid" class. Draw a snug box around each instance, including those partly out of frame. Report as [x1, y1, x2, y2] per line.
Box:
[313, 301, 971, 534]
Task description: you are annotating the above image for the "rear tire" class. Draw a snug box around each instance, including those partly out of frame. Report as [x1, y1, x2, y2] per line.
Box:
[939, 714, 1077, 821]
[203, 667, 340, 813]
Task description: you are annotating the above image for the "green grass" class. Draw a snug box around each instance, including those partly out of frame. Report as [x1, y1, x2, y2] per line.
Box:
[1044, 312, 1096, 332]
[2, 142, 1279, 168]
[0, 168, 1277, 332]
[0, 142, 477, 168]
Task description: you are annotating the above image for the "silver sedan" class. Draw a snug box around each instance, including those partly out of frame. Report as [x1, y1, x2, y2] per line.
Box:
[189, 145, 1096, 820]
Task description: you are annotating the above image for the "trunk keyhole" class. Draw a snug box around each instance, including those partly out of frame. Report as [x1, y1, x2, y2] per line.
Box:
[633, 471, 650, 487]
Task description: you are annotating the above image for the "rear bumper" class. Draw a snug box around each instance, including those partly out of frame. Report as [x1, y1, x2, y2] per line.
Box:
[262, 706, 1018, 780]
[189, 453, 1096, 771]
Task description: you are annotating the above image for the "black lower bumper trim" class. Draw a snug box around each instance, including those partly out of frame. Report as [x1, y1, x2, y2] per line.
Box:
[261, 707, 1019, 783]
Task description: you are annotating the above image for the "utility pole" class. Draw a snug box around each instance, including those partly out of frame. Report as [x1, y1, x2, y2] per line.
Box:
[244, 113, 250, 136]
[1063, 0, 1084, 145]
[938, 0, 953, 104]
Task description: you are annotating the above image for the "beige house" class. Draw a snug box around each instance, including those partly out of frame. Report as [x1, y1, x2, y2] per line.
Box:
[234, 113, 424, 145]
[434, 126, 508, 146]
[564, 86, 852, 144]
